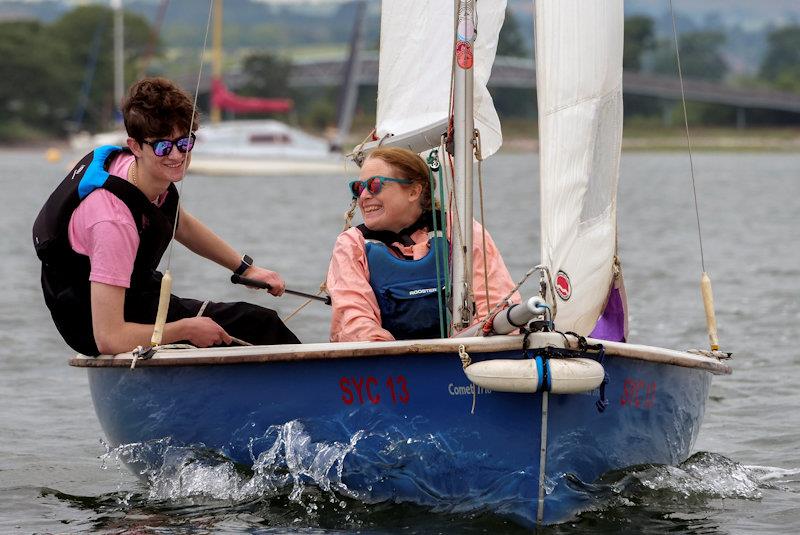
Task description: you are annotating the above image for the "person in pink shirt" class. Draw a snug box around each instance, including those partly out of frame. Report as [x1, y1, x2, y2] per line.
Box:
[326, 147, 520, 342]
[33, 77, 299, 355]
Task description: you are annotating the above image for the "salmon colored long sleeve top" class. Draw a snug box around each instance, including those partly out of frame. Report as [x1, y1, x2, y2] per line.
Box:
[327, 218, 520, 342]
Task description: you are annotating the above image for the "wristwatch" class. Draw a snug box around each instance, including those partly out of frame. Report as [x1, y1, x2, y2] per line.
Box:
[234, 254, 253, 276]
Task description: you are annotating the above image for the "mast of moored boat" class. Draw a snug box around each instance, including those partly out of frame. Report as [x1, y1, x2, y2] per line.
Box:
[451, 0, 476, 332]
[111, 0, 124, 123]
[332, 0, 368, 152]
[210, 0, 223, 124]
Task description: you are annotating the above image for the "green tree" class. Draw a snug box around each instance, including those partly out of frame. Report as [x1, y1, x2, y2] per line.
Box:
[653, 31, 728, 81]
[622, 17, 660, 119]
[49, 5, 155, 133]
[239, 52, 292, 98]
[492, 8, 532, 119]
[624, 16, 655, 71]
[0, 20, 73, 141]
[497, 8, 527, 58]
[760, 26, 800, 92]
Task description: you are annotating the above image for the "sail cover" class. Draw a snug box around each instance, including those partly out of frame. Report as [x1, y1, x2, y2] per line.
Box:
[535, 0, 624, 335]
[376, 0, 505, 158]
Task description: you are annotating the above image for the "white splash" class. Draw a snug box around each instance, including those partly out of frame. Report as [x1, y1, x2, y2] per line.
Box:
[99, 421, 367, 510]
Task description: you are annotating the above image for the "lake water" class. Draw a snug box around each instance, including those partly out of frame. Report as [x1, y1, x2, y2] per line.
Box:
[1, 148, 798, 533]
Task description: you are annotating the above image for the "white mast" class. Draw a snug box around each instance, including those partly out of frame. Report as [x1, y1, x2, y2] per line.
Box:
[112, 0, 124, 122]
[211, 0, 223, 124]
[451, 0, 476, 331]
[368, 0, 504, 331]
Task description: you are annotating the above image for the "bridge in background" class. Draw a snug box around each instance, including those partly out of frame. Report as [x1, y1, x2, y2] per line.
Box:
[187, 55, 800, 123]
[286, 55, 800, 118]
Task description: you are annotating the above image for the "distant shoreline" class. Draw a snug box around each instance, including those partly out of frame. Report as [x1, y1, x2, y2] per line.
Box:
[5, 126, 799, 154]
[503, 135, 800, 153]
[498, 123, 800, 153]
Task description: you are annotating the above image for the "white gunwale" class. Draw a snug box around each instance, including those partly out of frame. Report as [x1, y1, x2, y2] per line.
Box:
[68, 333, 732, 375]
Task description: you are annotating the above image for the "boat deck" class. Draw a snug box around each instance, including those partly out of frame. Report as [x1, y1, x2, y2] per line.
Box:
[69, 333, 732, 374]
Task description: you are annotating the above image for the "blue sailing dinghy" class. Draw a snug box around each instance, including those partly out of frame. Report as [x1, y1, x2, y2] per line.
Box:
[69, 0, 732, 527]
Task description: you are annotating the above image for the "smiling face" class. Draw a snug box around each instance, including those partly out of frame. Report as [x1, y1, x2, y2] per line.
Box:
[132, 127, 192, 188]
[357, 156, 423, 233]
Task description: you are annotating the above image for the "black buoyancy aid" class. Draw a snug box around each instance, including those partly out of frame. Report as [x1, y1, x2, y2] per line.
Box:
[32, 145, 179, 355]
[357, 210, 450, 340]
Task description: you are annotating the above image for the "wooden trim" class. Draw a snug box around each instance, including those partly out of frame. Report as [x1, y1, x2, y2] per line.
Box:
[579, 337, 731, 375]
[68, 333, 732, 375]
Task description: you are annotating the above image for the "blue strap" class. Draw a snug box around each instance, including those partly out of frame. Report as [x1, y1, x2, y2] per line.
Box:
[78, 145, 120, 199]
[534, 355, 544, 392]
[542, 356, 551, 392]
[595, 345, 609, 413]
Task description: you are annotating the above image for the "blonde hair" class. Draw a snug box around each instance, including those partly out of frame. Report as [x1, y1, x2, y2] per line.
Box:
[366, 147, 434, 211]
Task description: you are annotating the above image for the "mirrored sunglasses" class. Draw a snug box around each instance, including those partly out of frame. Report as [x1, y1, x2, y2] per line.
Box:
[141, 133, 196, 157]
[349, 175, 412, 199]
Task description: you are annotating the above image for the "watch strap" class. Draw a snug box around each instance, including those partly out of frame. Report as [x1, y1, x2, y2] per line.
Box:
[234, 254, 253, 275]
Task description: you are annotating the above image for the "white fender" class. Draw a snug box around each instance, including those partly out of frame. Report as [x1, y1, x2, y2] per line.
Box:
[464, 357, 605, 394]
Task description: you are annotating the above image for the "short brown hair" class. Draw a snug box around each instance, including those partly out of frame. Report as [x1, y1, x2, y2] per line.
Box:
[122, 77, 200, 141]
[366, 147, 434, 211]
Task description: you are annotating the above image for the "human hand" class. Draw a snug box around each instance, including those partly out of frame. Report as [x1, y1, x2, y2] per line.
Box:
[242, 265, 286, 296]
[177, 317, 232, 347]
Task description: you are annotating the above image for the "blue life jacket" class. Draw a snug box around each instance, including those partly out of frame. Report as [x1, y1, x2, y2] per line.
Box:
[358, 212, 450, 340]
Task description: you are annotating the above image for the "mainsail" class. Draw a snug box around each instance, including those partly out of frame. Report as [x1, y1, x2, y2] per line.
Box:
[535, 0, 625, 335]
[376, 0, 506, 157]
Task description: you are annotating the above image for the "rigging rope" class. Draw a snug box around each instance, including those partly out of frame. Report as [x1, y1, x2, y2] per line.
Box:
[474, 129, 491, 313]
[474, 266, 537, 331]
[149, 0, 215, 347]
[428, 149, 449, 338]
[668, 0, 706, 273]
[668, 1, 721, 352]
[164, 0, 213, 270]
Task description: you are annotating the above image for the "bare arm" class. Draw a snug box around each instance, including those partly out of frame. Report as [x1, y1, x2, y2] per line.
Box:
[175, 207, 285, 295]
[90, 282, 232, 355]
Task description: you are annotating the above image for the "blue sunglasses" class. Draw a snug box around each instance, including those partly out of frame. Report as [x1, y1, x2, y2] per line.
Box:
[141, 133, 196, 157]
[349, 175, 412, 199]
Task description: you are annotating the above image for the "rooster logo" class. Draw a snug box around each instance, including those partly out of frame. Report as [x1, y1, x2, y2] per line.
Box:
[555, 270, 571, 301]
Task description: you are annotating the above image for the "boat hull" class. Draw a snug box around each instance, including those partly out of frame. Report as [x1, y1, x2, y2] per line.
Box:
[84, 347, 712, 525]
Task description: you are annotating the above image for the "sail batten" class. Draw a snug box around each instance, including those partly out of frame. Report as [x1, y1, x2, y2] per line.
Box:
[536, 0, 625, 335]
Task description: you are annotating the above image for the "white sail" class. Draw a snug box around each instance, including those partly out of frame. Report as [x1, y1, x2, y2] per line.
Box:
[376, 0, 505, 158]
[535, 0, 624, 335]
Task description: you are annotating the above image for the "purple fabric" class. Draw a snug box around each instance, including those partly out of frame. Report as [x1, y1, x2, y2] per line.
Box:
[589, 287, 626, 342]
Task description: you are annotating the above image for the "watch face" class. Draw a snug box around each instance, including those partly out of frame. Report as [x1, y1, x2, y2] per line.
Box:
[235, 255, 253, 276]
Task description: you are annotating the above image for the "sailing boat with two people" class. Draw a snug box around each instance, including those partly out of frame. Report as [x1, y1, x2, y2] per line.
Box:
[62, 0, 731, 526]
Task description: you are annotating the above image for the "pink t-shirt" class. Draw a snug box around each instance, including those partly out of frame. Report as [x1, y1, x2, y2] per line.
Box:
[67, 153, 165, 288]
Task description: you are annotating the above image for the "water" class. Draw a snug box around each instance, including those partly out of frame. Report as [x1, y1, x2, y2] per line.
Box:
[1, 148, 798, 533]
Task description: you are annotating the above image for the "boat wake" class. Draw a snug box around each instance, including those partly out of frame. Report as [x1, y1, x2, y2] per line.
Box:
[91, 430, 788, 530]
[510, 451, 800, 533]
[593, 451, 769, 501]
[96, 416, 536, 517]
[98, 431, 357, 514]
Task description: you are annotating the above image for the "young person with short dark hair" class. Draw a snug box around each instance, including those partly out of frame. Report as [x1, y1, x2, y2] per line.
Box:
[34, 77, 299, 355]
